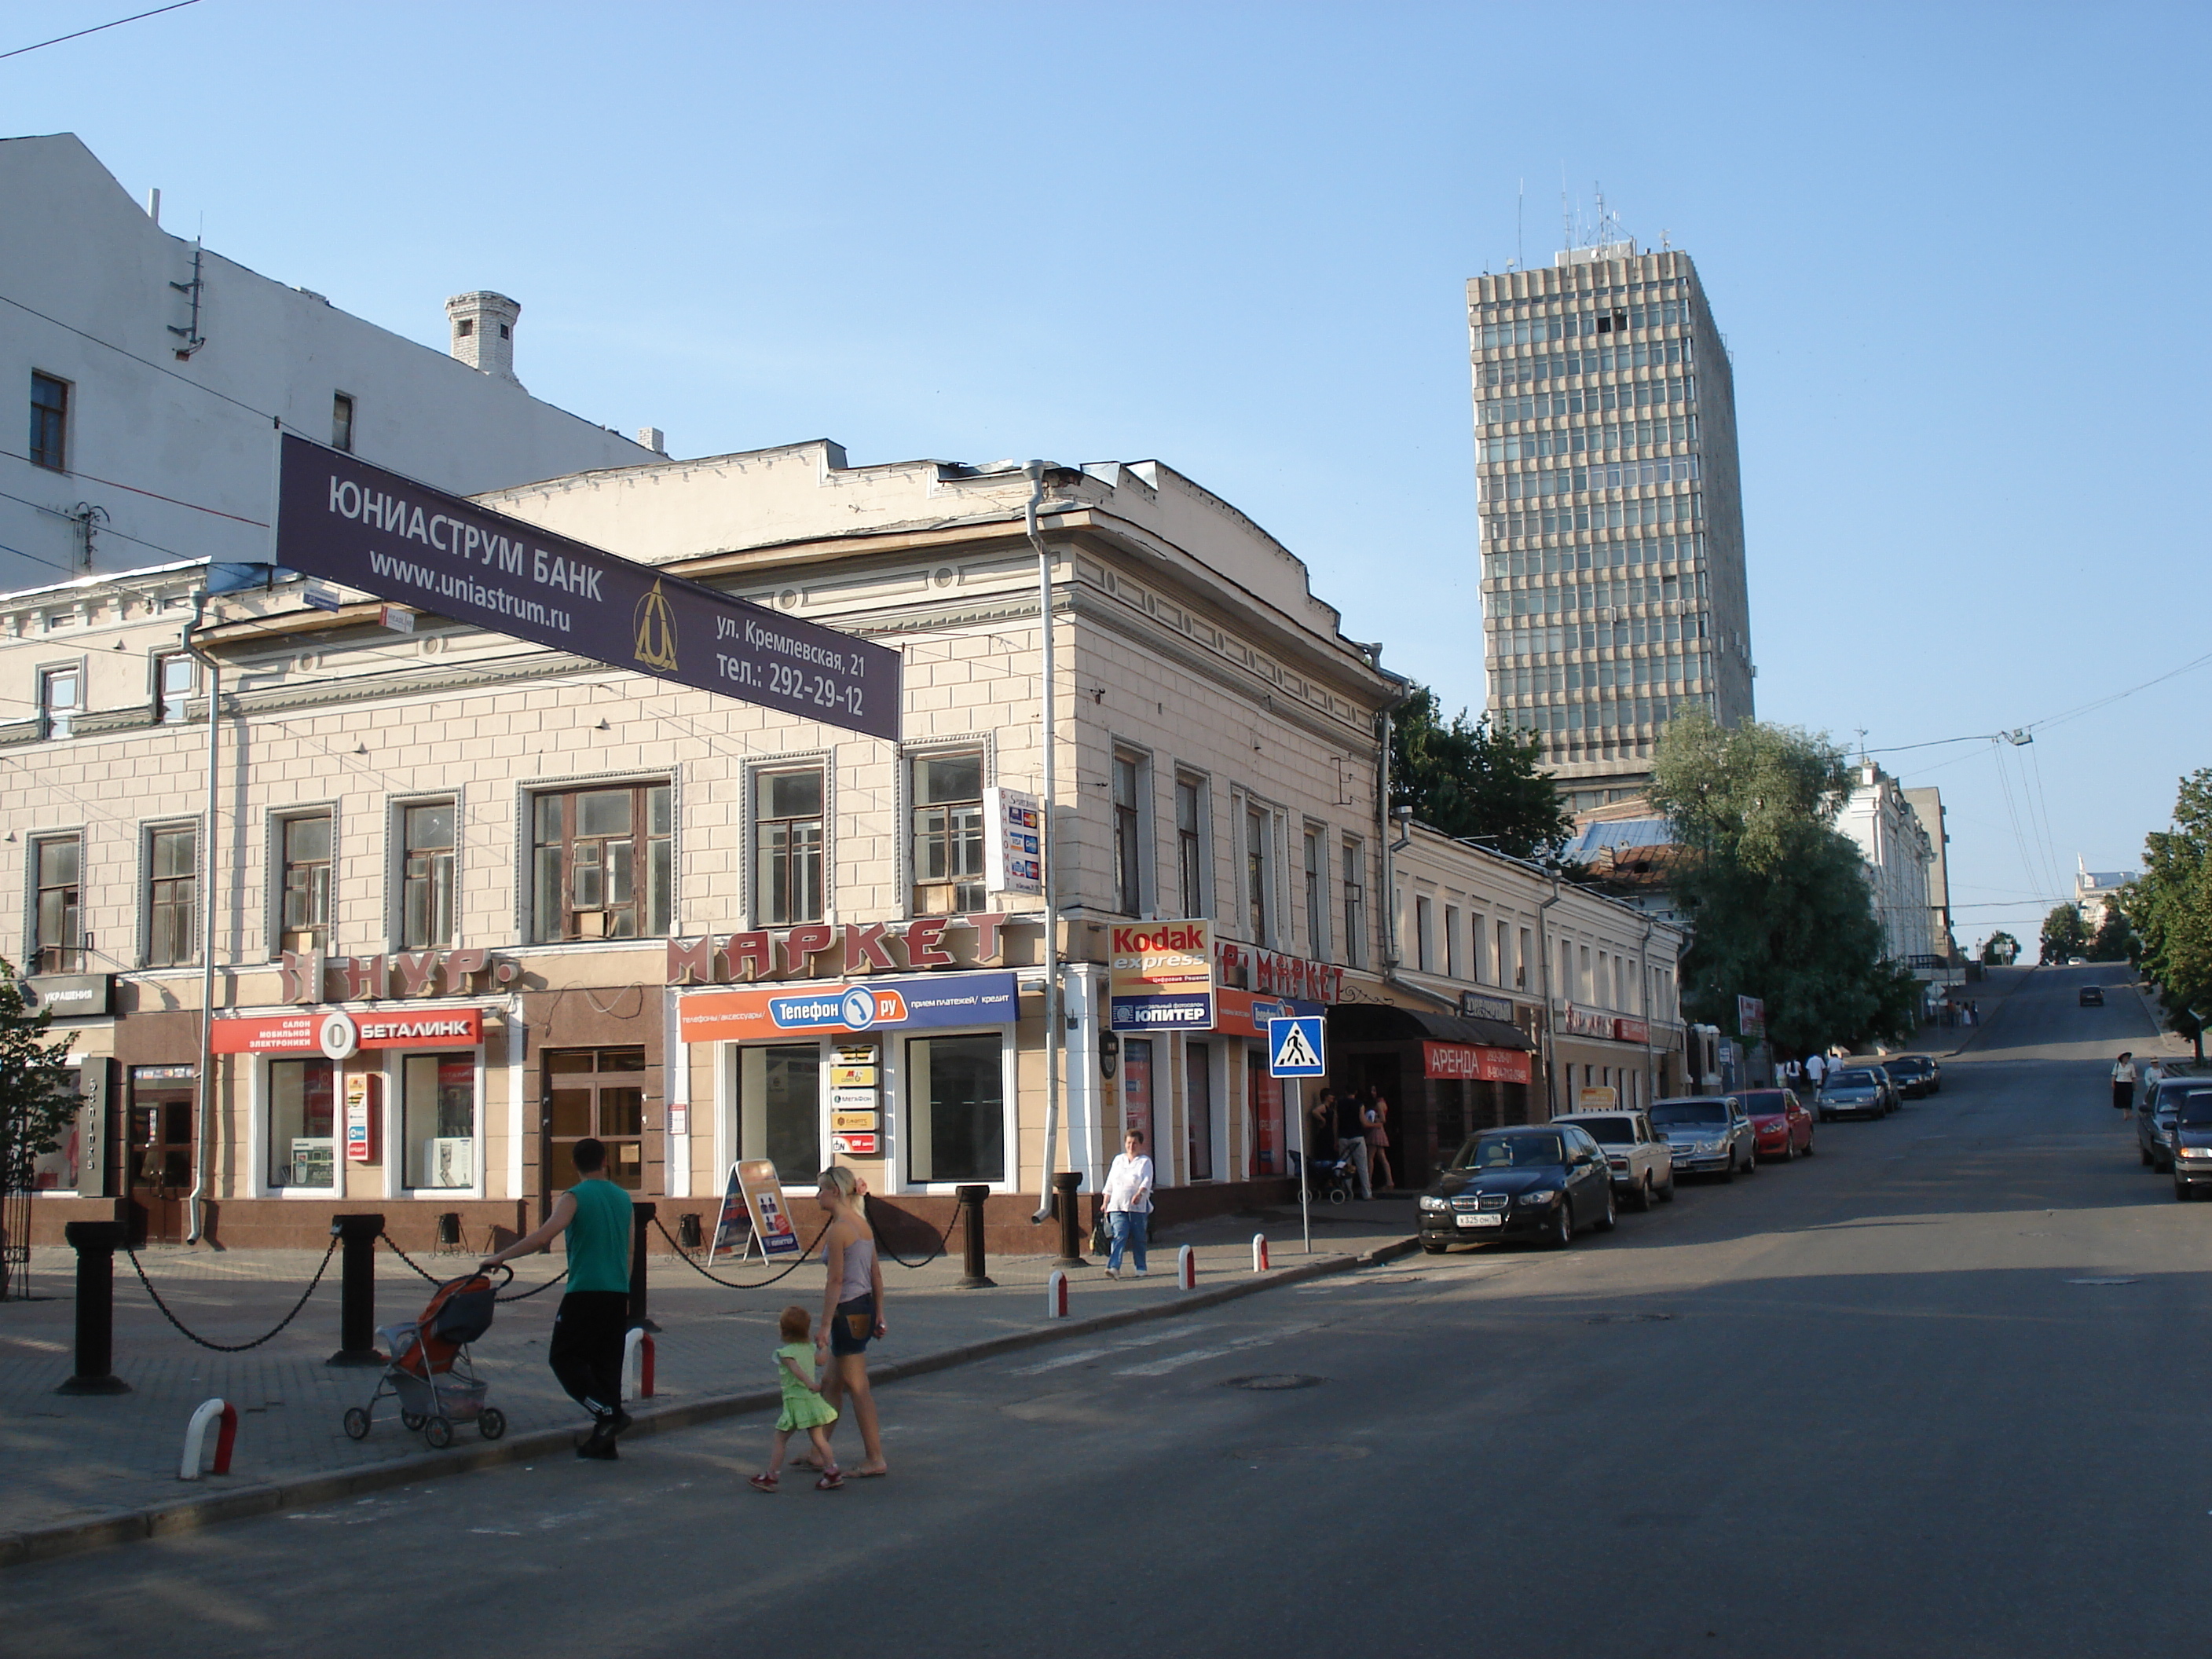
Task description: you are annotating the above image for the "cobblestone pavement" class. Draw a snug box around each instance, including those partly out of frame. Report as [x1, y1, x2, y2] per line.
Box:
[0, 1199, 1413, 1536]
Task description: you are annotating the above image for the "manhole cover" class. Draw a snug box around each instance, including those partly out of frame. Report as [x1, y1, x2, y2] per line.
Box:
[1225, 1373, 1325, 1391]
[2067, 1277, 2140, 1286]
[1225, 1444, 1368, 1464]
[1588, 1312, 1675, 1324]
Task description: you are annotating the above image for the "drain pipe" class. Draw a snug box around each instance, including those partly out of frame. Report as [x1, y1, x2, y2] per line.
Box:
[182, 588, 222, 1243]
[1024, 463, 1064, 1225]
[1536, 867, 1564, 1120]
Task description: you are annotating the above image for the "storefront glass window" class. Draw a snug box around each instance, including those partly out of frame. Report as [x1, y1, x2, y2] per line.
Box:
[740, 1042, 820, 1188]
[269, 1057, 336, 1188]
[905, 1033, 1002, 1183]
[1120, 1037, 1153, 1152]
[402, 1053, 475, 1188]
[1186, 1040, 1214, 1181]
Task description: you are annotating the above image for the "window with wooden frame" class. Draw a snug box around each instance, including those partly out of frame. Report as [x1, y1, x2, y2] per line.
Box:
[145, 824, 196, 967]
[531, 782, 672, 942]
[400, 800, 456, 949]
[753, 766, 825, 926]
[30, 372, 68, 471]
[31, 833, 81, 974]
[277, 812, 332, 955]
[910, 750, 984, 915]
[1174, 774, 1208, 919]
[1111, 751, 1146, 917]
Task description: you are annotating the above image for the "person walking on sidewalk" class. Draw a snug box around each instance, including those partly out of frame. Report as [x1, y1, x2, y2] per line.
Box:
[1336, 1087, 1375, 1199]
[1364, 1086, 1396, 1193]
[2114, 1053, 2136, 1113]
[1101, 1129, 1155, 1278]
[749, 1306, 840, 1493]
[814, 1167, 889, 1479]
[480, 1136, 633, 1461]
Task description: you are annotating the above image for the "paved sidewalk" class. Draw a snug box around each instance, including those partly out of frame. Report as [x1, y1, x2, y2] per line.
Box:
[0, 1198, 1413, 1551]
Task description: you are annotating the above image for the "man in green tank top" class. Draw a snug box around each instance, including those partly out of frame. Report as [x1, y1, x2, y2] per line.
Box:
[482, 1137, 634, 1459]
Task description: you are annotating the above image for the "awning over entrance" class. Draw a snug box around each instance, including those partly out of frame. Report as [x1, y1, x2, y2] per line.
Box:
[1325, 1003, 1533, 1051]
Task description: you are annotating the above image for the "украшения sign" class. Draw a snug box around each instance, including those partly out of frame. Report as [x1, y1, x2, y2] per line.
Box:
[273, 434, 901, 741]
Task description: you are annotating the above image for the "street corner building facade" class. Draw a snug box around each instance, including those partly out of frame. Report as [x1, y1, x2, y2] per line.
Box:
[0, 134, 1691, 1252]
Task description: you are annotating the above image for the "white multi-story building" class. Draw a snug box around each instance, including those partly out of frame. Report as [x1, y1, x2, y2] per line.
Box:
[1839, 763, 1936, 968]
[1, 132, 654, 595]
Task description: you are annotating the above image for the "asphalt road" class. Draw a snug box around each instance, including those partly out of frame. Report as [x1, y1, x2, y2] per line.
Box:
[10, 963, 2203, 1658]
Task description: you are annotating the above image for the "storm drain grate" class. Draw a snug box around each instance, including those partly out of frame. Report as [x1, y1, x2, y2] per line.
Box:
[1587, 1312, 1675, 1324]
[1225, 1373, 1325, 1390]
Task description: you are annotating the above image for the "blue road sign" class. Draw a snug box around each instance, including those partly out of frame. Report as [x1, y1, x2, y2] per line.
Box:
[1266, 1015, 1328, 1079]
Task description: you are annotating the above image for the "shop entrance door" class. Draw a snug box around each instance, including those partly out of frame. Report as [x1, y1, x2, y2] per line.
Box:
[129, 1091, 194, 1243]
[544, 1047, 646, 1193]
[1185, 1042, 1214, 1181]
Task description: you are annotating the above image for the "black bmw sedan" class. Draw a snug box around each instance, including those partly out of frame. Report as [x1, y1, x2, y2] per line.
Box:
[1418, 1124, 1617, 1253]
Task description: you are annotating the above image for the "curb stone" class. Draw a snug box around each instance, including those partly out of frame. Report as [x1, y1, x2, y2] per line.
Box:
[0, 1234, 1417, 1571]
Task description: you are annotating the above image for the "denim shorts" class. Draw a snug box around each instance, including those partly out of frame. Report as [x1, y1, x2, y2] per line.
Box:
[829, 1293, 875, 1357]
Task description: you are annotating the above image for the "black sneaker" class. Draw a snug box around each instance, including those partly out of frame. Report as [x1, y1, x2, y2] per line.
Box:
[606, 1409, 635, 1437]
[576, 1434, 619, 1461]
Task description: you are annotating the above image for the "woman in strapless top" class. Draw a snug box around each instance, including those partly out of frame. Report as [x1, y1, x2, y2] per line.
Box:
[813, 1166, 888, 1478]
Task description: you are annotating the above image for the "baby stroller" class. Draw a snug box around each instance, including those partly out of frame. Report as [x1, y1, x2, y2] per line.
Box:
[1291, 1148, 1359, 1205]
[342, 1266, 509, 1449]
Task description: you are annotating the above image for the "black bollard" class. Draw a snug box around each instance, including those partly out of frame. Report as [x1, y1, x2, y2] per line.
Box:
[954, 1183, 994, 1289]
[327, 1213, 386, 1367]
[56, 1220, 130, 1396]
[628, 1200, 659, 1333]
[1052, 1170, 1087, 1268]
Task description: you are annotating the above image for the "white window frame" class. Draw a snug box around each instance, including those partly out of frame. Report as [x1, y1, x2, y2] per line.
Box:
[389, 1044, 489, 1200]
[389, 792, 463, 953]
[743, 752, 833, 928]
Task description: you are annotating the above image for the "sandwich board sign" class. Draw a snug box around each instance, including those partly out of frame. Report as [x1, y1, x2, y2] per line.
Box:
[709, 1159, 806, 1263]
[1266, 1015, 1328, 1079]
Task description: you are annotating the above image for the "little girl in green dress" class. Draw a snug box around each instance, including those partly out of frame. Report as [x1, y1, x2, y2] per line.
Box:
[749, 1306, 842, 1491]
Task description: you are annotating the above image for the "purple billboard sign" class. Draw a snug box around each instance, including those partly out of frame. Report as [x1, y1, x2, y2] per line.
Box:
[273, 434, 901, 741]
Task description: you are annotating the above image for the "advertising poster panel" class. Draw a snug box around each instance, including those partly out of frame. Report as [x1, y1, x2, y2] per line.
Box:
[1109, 920, 1214, 1032]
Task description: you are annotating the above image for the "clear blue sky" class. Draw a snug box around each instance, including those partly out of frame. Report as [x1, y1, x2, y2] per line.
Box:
[9, 0, 2209, 952]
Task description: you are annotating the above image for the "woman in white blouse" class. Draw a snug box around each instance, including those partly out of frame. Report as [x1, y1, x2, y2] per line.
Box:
[1101, 1130, 1155, 1278]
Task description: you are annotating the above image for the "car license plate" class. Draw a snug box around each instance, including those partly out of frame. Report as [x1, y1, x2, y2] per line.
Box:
[1456, 1213, 1502, 1229]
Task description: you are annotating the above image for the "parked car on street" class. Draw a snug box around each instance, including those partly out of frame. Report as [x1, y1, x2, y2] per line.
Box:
[2167, 1084, 2212, 1199]
[2078, 986, 2104, 1007]
[2137, 1082, 2186, 1172]
[1883, 1054, 1942, 1097]
[1818, 1067, 1893, 1121]
[1736, 1088, 1815, 1161]
[1648, 1096, 1757, 1179]
[1418, 1125, 1616, 1252]
[1556, 1110, 1677, 1208]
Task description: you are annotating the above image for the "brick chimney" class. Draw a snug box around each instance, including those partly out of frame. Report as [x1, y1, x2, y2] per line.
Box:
[444, 291, 523, 387]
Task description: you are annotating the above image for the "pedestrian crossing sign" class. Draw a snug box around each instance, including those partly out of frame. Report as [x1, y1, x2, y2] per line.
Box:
[1267, 1015, 1328, 1078]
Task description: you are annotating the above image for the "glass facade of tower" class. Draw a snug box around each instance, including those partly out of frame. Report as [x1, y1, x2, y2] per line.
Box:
[1468, 246, 1753, 811]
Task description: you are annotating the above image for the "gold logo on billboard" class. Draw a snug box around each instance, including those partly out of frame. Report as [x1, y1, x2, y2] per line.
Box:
[633, 579, 679, 670]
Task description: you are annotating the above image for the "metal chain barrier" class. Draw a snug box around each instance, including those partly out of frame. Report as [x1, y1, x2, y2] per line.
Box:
[377, 1231, 441, 1284]
[652, 1214, 828, 1289]
[123, 1236, 339, 1353]
[874, 1206, 960, 1270]
[496, 1269, 568, 1302]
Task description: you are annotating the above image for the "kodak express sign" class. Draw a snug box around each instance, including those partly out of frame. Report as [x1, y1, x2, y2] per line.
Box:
[1109, 919, 1214, 1032]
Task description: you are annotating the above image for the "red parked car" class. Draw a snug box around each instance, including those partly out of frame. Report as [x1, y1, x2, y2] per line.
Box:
[1738, 1088, 1815, 1162]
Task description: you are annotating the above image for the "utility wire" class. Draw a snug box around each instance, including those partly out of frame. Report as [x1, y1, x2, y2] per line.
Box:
[0, 291, 273, 421]
[0, 0, 200, 63]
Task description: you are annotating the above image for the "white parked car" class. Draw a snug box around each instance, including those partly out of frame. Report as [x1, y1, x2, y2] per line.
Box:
[1555, 1110, 1676, 1210]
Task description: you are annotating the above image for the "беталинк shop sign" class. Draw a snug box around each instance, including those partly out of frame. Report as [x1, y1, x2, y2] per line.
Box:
[1110, 920, 1214, 1031]
[273, 435, 901, 742]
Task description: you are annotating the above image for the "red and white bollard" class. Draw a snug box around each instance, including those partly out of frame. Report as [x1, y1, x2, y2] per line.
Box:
[1046, 1269, 1069, 1317]
[1177, 1245, 1198, 1291]
[623, 1328, 657, 1401]
[1251, 1233, 1270, 1273]
[178, 1397, 236, 1481]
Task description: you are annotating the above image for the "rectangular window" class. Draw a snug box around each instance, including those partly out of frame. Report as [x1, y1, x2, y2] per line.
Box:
[531, 782, 672, 941]
[1112, 752, 1145, 916]
[268, 1057, 335, 1188]
[910, 750, 985, 915]
[1517, 928, 1531, 990]
[1341, 839, 1365, 969]
[39, 666, 80, 738]
[401, 801, 456, 949]
[1415, 895, 1435, 973]
[1174, 775, 1207, 918]
[331, 392, 355, 453]
[31, 833, 81, 974]
[146, 824, 196, 967]
[753, 766, 825, 925]
[30, 372, 68, 471]
[1303, 827, 1327, 960]
[906, 1033, 1004, 1183]
[156, 651, 195, 723]
[277, 812, 332, 955]
[545, 1046, 646, 1190]
[738, 1042, 821, 1188]
[1445, 905, 1461, 980]
[402, 1053, 475, 1188]
[1185, 1041, 1215, 1181]
[1244, 806, 1273, 947]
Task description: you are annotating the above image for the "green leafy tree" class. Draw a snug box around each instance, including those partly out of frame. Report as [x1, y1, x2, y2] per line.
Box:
[2086, 903, 2136, 963]
[2126, 770, 2212, 1055]
[1979, 931, 2020, 966]
[0, 959, 80, 1298]
[1647, 709, 1922, 1056]
[1390, 687, 1570, 862]
[2039, 903, 2089, 964]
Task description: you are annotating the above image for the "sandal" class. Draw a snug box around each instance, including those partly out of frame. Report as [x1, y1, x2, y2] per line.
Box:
[815, 1469, 844, 1491]
[747, 1474, 778, 1493]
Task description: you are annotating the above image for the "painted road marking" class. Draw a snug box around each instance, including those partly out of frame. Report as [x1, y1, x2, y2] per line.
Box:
[1010, 1324, 1216, 1375]
[1113, 1324, 1320, 1377]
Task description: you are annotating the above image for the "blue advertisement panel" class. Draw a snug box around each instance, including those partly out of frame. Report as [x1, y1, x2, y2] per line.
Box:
[680, 972, 1017, 1042]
